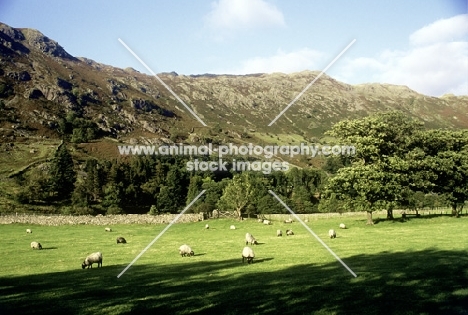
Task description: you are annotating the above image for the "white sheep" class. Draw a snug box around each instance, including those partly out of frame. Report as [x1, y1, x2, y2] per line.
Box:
[339, 223, 346, 229]
[277, 230, 282, 237]
[284, 218, 293, 223]
[30, 241, 42, 250]
[245, 232, 258, 245]
[116, 236, 126, 244]
[242, 246, 255, 264]
[82, 252, 103, 269]
[263, 219, 271, 225]
[329, 229, 336, 239]
[304, 219, 309, 223]
[179, 244, 194, 257]
[26, 229, 32, 234]
[230, 225, 236, 230]
[257, 219, 263, 223]
[205, 224, 209, 229]
[286, 229, 294, 236]
[105, 227, 112, 232]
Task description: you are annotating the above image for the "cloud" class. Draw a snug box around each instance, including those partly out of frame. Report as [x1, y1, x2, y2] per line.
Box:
[204, 0, 285, 31]
[409, 14, 468, 46]
[211, 48, 325, 74]
[336, 14, 468, 96]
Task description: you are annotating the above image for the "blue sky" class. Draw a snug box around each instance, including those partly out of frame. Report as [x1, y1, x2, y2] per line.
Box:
[1, 0, 467, 96]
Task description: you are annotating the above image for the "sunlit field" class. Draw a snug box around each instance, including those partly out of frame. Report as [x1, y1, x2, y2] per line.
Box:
[1, 215, 467, 315]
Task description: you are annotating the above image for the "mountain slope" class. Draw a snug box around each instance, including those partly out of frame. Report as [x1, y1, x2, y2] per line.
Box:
[1, 21, 467, 150]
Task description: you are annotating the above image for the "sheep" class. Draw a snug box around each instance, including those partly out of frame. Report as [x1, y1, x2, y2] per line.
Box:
[30, 241, 42, 250]
[82, 252, 103, 269]
[286, 229, 294, 236]
[339, 223, 346, 229]
[116, 237, 127, 244]
[242, 246, 255, 264]
[277, 230, 282, 237]
[257, 219, 263, 223]
[329, 229, 336, 239]
[245, 232, 258, 245]
[205, 224, 209, 229]
[284, 218, 293, 223]
[230, 225, 236, 230]
[105, 227, 112, 232]
[179, 244, 194, 257]
[263, 219, 271, 225]
[26, 229, 32, 234]
[304, 219, 309, 223]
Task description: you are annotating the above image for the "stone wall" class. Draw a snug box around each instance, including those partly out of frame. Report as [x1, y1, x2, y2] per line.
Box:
[0, 213, 203, 226]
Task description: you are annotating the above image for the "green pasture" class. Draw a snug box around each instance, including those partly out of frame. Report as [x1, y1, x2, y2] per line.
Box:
[0, 215, 467, 314]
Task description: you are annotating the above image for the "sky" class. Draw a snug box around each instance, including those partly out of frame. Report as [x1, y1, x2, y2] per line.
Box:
[0, 0, 467, 96]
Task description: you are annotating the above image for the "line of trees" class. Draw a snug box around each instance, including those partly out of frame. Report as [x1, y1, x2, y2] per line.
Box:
[14, 111, 468, 222]
[320, 111, 468, 224]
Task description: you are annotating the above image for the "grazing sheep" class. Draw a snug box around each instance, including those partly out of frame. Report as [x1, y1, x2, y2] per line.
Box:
[263, 219, 271, 225]
[30, 241, 42, 250]
[179, 244, 194, 257]
[105, 227, 112, 232]
[329, 229, 336, 239]
[242, 246, 255, 264]
[304, 219, 309, 223]
[82, 252, 103, 269]
[205, 224, 209, 229]
[284, 218, 293, 223]
[277, 230, 282, 237]
[116, 237, 126, 244]
[245, 232, 258, 245]
[230, 225, 236, 230]
[26, 229, 32, 234]
[286, 229, 294, 236]
[339, 223, 346, 229]
[257, 219, 263, 223]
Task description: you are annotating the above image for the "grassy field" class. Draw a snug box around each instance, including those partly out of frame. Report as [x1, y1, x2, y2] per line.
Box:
[0, 215, 467, 315]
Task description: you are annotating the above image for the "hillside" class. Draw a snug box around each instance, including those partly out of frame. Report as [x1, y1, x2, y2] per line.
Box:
[0, 20, 467, 168]
[1, 22, 468, 143]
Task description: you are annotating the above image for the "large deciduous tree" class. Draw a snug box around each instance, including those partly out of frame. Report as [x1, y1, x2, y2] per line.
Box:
[217, 172, 259, 219]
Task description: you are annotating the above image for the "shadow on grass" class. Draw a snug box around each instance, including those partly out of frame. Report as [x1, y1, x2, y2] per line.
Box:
[41, 247, 58, 250]
[373, 214, 464, 224]
[1, 249, 468, 315]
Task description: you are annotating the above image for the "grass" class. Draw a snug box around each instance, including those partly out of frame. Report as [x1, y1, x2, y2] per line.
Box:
[1, 215, 468, 315]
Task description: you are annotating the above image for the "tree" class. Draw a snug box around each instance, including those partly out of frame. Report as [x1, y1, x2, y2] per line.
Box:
[186, 175, 203, 206]
[412, 129, 468, 217]
[323, 111, 428, 221]
[326, 111, 424, 164]
[16, 167, 50, 204]
[49, 143, 76, 200]
[157, 185, 174, 213]
[102, 183, 123, 214]
[217, 172, 256, 219]
[289, 185, 315, 213]
[323, 163, 401, 224]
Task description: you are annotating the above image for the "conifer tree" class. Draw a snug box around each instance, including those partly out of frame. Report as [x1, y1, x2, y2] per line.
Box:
[49, 143, 76, 199]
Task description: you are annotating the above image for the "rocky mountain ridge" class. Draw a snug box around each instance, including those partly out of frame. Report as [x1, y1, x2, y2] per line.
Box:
[1, 21, 467, 148]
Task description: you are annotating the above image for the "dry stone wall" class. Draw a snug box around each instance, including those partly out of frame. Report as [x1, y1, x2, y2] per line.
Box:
[0, 214, 203, 226]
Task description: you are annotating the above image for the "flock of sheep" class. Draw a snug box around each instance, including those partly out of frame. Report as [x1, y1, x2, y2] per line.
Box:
[26, 219, 347, 268]
[182, 220, 348, 265]
[26, 227, 126, 269]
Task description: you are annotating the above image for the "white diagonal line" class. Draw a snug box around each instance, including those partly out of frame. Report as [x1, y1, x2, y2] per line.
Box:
[117, 190, 206, 278]
[268, 190, 357, 277]
[268, 39, 356, 126]
[118, 38, 207, 127]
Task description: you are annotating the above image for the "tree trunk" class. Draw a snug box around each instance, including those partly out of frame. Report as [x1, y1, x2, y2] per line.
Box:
[386, 209, 394, 220]
[451, 204, 458, 217]
[236, 208, 242, 220]
[366, 211, 374, 225]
